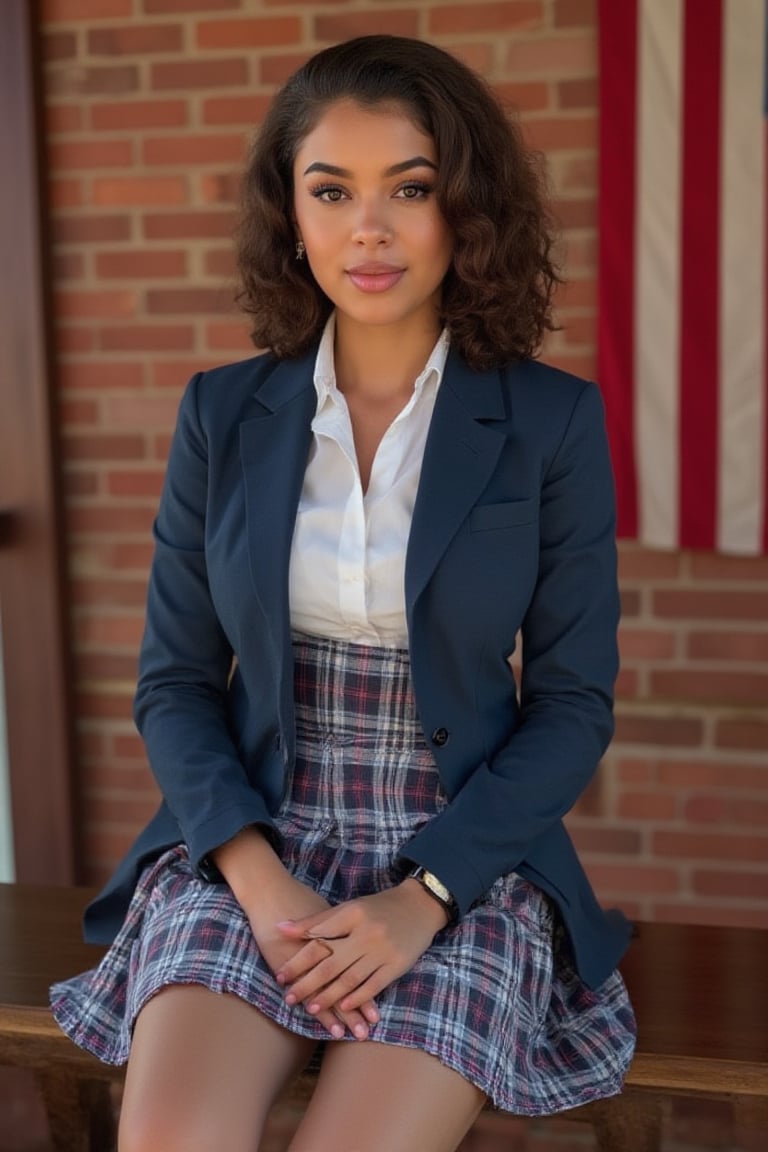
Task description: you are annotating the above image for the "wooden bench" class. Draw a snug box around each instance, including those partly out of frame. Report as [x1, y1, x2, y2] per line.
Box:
[1, 882, 767, 1152]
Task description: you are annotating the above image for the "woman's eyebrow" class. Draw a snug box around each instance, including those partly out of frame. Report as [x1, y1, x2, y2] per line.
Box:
[302, 156, 438, 178]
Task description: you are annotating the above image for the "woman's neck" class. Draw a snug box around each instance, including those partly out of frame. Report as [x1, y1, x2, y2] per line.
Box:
[333, 314, 442, 399]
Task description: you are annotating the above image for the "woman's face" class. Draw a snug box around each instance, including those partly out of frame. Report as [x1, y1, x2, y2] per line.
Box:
[292, 99, 453, 334]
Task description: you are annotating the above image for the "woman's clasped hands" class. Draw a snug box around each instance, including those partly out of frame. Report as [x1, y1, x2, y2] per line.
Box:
[275, 881, 449, 1039]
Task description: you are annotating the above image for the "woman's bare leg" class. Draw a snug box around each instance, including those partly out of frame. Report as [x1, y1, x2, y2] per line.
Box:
[287, 1041, 486, 1152]
[118, 985, 316, 1152]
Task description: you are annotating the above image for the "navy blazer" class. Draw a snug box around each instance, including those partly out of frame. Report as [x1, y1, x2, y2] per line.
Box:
[84, 343, 632, 990]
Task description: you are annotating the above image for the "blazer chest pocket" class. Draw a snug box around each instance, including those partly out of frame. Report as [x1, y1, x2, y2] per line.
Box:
[469, 498, 537, 532]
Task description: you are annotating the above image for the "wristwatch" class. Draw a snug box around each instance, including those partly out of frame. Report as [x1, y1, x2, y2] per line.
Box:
[408, 865, 458, 922]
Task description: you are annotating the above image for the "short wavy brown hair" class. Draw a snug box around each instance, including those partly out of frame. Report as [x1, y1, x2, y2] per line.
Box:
[236, 35, 561, 370]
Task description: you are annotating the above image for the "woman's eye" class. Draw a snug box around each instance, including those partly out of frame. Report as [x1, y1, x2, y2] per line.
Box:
[310, 184, 346, 203]
[396, 182, 432, 200]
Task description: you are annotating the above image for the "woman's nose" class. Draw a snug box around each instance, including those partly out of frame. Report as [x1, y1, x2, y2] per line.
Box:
[351, 198, 392, 245]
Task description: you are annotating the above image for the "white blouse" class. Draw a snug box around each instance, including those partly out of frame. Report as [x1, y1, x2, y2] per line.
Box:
[289, 314, 449, 648]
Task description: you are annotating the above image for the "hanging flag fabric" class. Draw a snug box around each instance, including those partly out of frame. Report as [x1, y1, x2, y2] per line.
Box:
[597, 0, 767, 554]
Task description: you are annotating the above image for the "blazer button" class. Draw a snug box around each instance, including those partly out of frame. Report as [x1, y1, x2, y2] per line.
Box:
[431, 727, 449, 747]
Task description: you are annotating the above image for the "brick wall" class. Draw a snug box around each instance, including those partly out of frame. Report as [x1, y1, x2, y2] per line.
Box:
[38, 0, 768, 930]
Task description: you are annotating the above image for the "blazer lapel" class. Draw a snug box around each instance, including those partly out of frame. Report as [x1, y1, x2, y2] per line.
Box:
[406, 348, 507, 613]
[239, 351, 316, 649]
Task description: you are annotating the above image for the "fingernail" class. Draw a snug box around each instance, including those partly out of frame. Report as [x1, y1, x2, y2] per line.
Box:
[331, 1024, 344, 1039]
[276, 973, 285, 985]
[307, 1002, 319, 1014]
[354, 1024, 368, 1039]
[285, 993, 296, 1005]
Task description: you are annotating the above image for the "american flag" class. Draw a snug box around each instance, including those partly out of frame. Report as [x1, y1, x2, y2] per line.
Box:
[598, 0, 767, 554]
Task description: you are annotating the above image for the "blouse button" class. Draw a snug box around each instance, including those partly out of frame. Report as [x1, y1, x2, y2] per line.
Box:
[431, 727, 450, 747]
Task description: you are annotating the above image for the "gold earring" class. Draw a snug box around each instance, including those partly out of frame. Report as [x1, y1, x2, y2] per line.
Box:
[296, 240, 305, 261]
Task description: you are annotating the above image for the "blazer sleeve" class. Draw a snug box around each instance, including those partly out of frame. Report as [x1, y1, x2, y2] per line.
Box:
[400, 381, 620, 915]
[133, 373, 278, 874]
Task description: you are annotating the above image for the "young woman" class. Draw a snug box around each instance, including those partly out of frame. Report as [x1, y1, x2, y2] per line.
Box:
[52, 34, 636, 1152]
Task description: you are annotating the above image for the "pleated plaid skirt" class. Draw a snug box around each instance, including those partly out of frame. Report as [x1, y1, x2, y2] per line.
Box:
[51, 633, 636, 1115]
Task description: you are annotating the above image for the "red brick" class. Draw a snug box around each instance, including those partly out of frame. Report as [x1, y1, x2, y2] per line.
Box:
[48, 65, 139, 96]
[53, 214, 132, 244]
[203, 248, 236, 278]
[44, 31, 78, 60]
[614, 667, 638, 698]
[315, 10, 420, 39]
[651, 668, 768, 706]
[556, 277, 596, 308]
[585, 863, 680, 895]
[554, 197, 596, 229]
[506, 35, 595, 74]
[554, 0, 597, 27]
[613, 713, 703, 747]
[715, 718, 768, 751]
[493, 81, 551, 113]
[203, 95, 272, 126]
[142, 134, 246, 166]
[568, 825, 642, 855]
[55, 289, 137, 319]
[108, 470, 165, 498]
[151, 59, 250, 91]
[52, 252, 84, 282]
[60, 398, 99, 425]
[259, 53, 309, 86]
[449, 43, 495, 75]
[618, 628, 676, 660]
[656, 759, 768, 791]
[147, 287, 233, 315]
[76, 652, 140, 682]
[46, 104, 83, 133]
[619, 588, 641, 616]
[51, 178, 83, 209]
[560, 313, 594, 347]
[75, 690, 133, 721]
[205, 320, 254, 352]
[652, 903, 768, 930]
[99, 325, 195, 352]
[687, 630, 768, 662]
[67, 505, 156, 536]
[55, 326, 96, 353]
[65, 471, 100, 498]
[429, 1, 542, 35]
[63, 433, 145, 461]
[91, 99, 188, 131]
[617, 546, 682, 581]
[91, 176, 187, 207]
[617, 792, 678, 821]
[77, 614, 145, 647]
[559, 155, 598, 193]
[544, 351, 595, 378]
[558, 77, 598, 109]
[144, 0, 240, 10]
[95, 249, 187, 278]
[88, 24, 184, 56]
[110, 541, 155, 571]
[523, 114, 597, 152]
[199, 172, 241, 205]
[689, 551, 768, 580]
[142, 210, 236, 240]
[196, 17, 302, 48]
[616, 758, 654, 785]
[151, 359, 221, 388]
[653, 830, 768, 863]
[42, 0, 132, 18]
[684, 796, 768, 826]
[105, 394, 182, 428]
[654, 588, 768, 620]
[58, 361, 144, 390]
[692, 870, 768, 900]
[49, 138, 133, 169]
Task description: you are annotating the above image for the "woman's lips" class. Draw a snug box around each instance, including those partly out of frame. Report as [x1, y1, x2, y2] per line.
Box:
[347, 267, 405, 293]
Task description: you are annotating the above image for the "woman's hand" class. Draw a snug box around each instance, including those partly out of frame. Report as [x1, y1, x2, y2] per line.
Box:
[275, 879, 448, 1016]
[244, 872, 380, 1040]
[213, 829, 378, 1041]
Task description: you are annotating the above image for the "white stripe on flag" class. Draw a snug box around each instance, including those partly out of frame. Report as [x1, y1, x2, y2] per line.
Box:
[718, 0, 766, 553]
[635, 0, 684, 549]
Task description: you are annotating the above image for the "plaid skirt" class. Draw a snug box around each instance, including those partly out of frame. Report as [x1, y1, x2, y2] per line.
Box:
[51, 633, 636, 1115]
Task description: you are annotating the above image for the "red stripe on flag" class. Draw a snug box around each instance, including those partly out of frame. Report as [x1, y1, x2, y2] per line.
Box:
[678, 0, 722, 549]
[598, 0, 638, 538]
